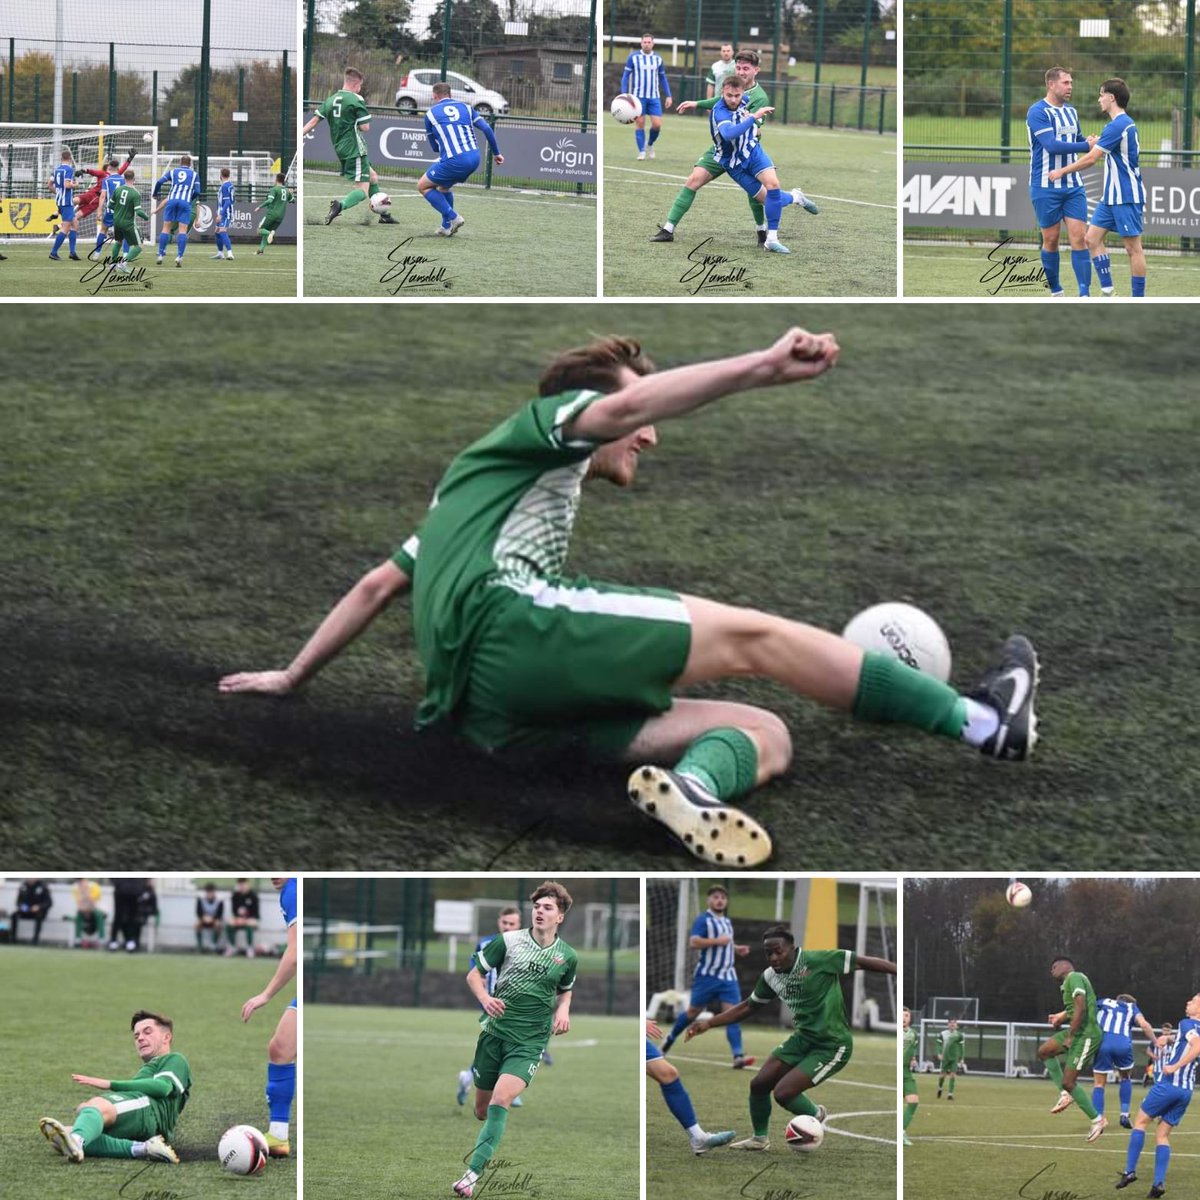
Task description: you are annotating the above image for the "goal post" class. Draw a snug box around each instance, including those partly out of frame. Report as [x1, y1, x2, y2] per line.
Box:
[0, 122, 160, 245]
[852, 879, 897, 1031]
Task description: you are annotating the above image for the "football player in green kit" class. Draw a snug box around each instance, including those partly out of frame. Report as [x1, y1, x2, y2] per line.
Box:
[454, 882, 577, 1197]
[686, 924, 895, 1149]
[39, 1011, 190, 1164]
[903, 1006, 919, 1146]
[936, 1017, 965, 1099]
[220, 328, 1039, 868]
[254, 172, 295, 255]
[1038, 955, 1107, 1141]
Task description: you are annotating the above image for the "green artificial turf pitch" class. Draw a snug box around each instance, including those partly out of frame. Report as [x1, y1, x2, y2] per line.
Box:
[1, 304, 1197, 870]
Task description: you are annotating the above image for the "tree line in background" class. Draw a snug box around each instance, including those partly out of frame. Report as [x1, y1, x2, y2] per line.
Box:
[906, 0, 1195, 121]
[905, 878, 1200, 1025]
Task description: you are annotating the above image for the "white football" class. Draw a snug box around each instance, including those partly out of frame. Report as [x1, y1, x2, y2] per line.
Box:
[1006, 881, 1032, 908]
[369, 192, 391, 213]
[842, 602, 952, 683]
[785, 1114, 824, 1152]
[142, 132, 153, 143]
[218, 1124, 268, 1175]
[610, 93, 643, 124]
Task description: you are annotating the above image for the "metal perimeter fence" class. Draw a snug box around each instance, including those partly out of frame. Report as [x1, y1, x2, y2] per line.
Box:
[605, 0, 896, 132]
[305, 0, 597, 126]
[1, 1, 296, 196]
[905, 0, 1200, 249]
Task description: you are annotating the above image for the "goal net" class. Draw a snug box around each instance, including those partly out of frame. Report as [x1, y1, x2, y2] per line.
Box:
[1, 123, 159, 244]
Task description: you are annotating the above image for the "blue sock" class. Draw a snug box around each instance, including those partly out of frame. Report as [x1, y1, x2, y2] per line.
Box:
[635, 128, 645, 152]
[176, 232, 188, 259]
[726, 1023, 745, 1059]
[1040, 249, 1061, 292]
[665, 1010, 691, 1046]
[1093, 1085, 1105, 1115]
[1093, 253, 1113, 290]
[94, 231, 106, 251]
[1131, 275, 1146, 296]
[648, 127, 660, 145]
[424, 189, 453, 218]
[1154, 1143, 1170, 1187]
[1070, 248, 1090, 294]
[52, 232, 66, 254]
[68, 230, 77, 253]
[1126, 1127, 1145, 1175]
[660, 1078, 697, 1130]
[157, 232, 169, 256]
[1119, 1077, 1132, 1116]
[266, 1061, 295, 1123]
[765, 187, 783, 230]
[445, 190, 455, 212]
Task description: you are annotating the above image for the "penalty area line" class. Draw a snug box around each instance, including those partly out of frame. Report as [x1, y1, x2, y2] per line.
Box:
[824, 1110, 897, 1145]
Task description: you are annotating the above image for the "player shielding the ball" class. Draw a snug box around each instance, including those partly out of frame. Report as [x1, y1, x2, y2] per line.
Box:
[220, 328, 1039, 866]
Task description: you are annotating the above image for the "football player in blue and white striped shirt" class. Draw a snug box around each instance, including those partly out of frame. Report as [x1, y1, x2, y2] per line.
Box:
[1092, 994, 1158, 1129]
[1049, 78, 1147, 296]
[211, 167, 236, 261]
[660, 886, 755, 1068]
[152, 154, 201, 267]
[1117, 993, 1200, 1197]
[622, 33, 673, 160]
[710, 76, 806, 254]
[89, 170, 125, 262]
[47, 150, 80, 261]
[418, 81, 503, 237]
[1027, 68, 1095, 297]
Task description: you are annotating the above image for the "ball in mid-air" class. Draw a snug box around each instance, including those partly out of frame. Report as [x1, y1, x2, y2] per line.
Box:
[142, 132, 153, 143]
[610, 93, 643, 124]
[1006, 881, 1032, 908]
[369, 192, 392, 213]
[785, 1114, 825, 1152]
[842, 602, 952, 683]
[218, 1124, 268, 1175]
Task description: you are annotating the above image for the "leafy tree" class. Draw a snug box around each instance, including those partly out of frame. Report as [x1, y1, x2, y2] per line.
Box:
[340, 0, 415, 55]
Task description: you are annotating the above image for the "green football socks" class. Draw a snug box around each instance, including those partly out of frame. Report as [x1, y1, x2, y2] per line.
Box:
[781, 1091, 820, 1118]
[675, 727, 758, 801]
[853, 650, 967, 739]
[750, 1090, 773, 1136]
[342, 188, 367, 211]
[904, 1101, 918, 1129]
[468, 1104, 509, 1172]
[666, 186, 697, 228]
[71, 1106, 105, 1146]
[749, 196, 765, 226]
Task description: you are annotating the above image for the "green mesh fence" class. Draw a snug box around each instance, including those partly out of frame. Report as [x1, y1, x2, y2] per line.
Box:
[605, 0, 896, 131]
[1, 1, 296, 194]
[306, 0, 597, 123]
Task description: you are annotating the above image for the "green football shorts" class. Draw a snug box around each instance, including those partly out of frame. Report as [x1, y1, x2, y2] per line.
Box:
[94, 1092, 161, 1141]
[472, 1029, 547, 1091]
[904, 1067, 917, 1094]
[259, 214, 285, 232]
[771, 1033, 853, 1084]
[1052, 1026, 1101, 1073]
[693, 147, 727, 178]
[340, 154, 372, 182]
[458, 579, 692, 760]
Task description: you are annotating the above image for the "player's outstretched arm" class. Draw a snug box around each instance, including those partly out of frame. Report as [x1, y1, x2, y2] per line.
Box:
[219, 559, 410, 696]
[568, 328, 839, 442]
[1048, 145, 1103, 180]
[241, 921, 297, 1021]
[857, 955, 896, 975]
[688, 998, 753, 1036]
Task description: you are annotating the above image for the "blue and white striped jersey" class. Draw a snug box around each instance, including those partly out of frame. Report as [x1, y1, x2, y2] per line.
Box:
[622, 52, 670, 100]
[473, 932, 500, 995]
[425, 100, 481, 160]
[279, 878, 297, 928]
[101, 173, 123, 214]
[52, 164, 75, 207]
[218, 179, 235, 220]
[1027, 100, 1088, 193]
[155, 166, 200, 202]
[1098, 113, 1145, 206]
[1159, 1018, 1200, 1091]
[710, 97, 759, 169]
[1098, 997, 1140, 1041]
[690, 911, 737, 980]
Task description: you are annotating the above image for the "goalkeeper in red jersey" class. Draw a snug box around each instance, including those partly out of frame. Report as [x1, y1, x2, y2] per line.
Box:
[76, 149, 137, 222]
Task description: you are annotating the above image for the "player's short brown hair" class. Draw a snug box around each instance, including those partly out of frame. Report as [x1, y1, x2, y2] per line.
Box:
[735, 49, 760, 67]
[498, 905, 520, 917]
[539, 336, 655, 396]
[220, 167, 231, 178]
[1045, 66, 1070, 86]
[123, 169, 135, 181]
[530, 881, 573, 914]
[707, 885, 728, 897]
[179, 154, 192, 166]
[1101, 77, 1130, 108]
[1116, 993, 1137, 1005]
[344, 67, 364, 85]
[131, 1010, 173, 1035]
[432, 81, 452, 98]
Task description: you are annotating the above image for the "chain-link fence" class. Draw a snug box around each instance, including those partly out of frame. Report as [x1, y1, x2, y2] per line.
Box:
[904, 1, 1200, 249]
[605, 0, 896, 132]
[306, 0, 597, 123]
